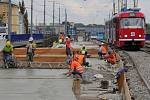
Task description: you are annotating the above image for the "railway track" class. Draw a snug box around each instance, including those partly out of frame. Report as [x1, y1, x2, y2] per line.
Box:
[120, 50, 150, 99]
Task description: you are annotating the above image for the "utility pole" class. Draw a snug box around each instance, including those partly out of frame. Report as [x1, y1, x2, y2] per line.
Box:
[44, 0, 46, 33]
[8, 0, 12, 41]
[53, 1, 55, 34]
[121, 0, 123, 10]
[118, 0, 120, 13]
[30, 0, 33, 36]
[58, 4, 60, 35]
[125, 0, 127, 9]
[65, 8, 67, 35]
[134, 0, 136, 8]
[113, 0, 116, 15]
[134, 0, 138, 8]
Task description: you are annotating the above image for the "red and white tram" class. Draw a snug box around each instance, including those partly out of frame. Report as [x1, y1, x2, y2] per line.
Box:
[105, 10, 146, 48]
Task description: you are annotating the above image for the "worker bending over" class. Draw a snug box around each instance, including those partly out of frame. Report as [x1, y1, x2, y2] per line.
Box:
[69, 53, 85, 78]
[104, 51, 116, 65]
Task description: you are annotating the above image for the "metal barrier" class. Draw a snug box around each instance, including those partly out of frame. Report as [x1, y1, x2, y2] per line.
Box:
[9, 33, 58, 47]
[11, 34, 44, 43]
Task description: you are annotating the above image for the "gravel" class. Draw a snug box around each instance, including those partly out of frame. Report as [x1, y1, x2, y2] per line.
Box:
[120, 51, 150, 100]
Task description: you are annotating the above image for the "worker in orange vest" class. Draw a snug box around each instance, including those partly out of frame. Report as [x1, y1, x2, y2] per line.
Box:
[78, 51, 90, 67]
[78, 52, 85, 65]
[59, 33, 65, 43]
[69, 55, 85, 78]
[105, 51, 116, 65]
[101, 43, 107, 57]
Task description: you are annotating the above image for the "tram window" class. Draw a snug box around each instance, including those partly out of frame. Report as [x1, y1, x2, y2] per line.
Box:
[124, 19, 129, 26]
[121, 18, 144, 28]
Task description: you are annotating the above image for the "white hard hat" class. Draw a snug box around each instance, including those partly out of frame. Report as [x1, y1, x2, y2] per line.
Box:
[29, 37, 33, 41]
[66, 37, 68, 39]
[101, 42, 104, 45]
[81, 50, 86, 55]
[59, 39, 62, 43]
[83, 45, 85, 47]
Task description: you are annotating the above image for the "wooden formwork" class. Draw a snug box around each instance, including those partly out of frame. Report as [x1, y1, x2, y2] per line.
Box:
[117, 58, 132, 100]
[13, 48, 99, 62]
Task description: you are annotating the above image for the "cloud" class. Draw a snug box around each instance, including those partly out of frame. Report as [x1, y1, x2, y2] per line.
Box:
[13, 0, 150, 24]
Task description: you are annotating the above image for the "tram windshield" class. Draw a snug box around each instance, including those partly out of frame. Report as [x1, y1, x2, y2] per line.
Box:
[120, 18, 145, 28]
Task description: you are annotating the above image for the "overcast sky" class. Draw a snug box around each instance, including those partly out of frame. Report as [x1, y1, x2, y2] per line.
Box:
[13, 0, 150, 25]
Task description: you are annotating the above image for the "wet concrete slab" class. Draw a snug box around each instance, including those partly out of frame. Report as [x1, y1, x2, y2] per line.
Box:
[0, 69, 76, 100]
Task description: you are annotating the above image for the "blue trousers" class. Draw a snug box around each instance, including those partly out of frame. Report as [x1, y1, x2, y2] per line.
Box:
[66, 47, 72, 56]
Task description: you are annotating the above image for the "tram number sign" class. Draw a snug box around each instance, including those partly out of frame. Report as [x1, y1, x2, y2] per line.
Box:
[129, 13, 136, 17]
[131, 32, 135, 36]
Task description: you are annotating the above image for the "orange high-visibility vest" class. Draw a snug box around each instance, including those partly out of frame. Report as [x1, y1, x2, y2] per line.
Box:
[70, 60, 84, 73]
[78, 55, 84, 65]
[108, 53, 116, 64]
[101, 46, 107, 54]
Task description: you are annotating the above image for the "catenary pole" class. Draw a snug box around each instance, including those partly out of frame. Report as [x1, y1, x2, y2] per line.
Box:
[30, 0, 33, 36]
[8, 0, 12, 41]
[44, 0, 46, 33]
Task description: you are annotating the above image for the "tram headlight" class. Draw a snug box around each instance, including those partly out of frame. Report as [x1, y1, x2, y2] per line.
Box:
[139, 35, 142, 38]
[124, 35, 128, 38]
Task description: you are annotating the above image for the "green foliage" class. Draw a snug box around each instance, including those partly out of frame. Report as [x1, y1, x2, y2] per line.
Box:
[24, 11, 29, 33]
[0, 14, 4, 23]
[19, 0, 25, 15]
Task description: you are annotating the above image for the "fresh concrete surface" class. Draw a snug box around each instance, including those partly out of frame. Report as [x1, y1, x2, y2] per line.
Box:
[0, 69, 76, 100]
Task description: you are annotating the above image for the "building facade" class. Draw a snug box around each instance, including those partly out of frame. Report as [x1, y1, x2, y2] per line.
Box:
[0, 1, 19, 34]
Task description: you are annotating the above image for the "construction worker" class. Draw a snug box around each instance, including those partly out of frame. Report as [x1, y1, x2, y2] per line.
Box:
[78, 52, 85, 65]
[2, 40, 13, 64]
[101, 43, 107, 56]
[59, 33, 65, 44]
[98, 44, 102, 59]
[81, 45, 87, 56]
[65, 35, 72, 56]
[105, 51, 116, 65]
[75, 35, 78, 42]
[70, 56, 85, 78]
[73, 51, 79, 60]
[78, 51, 90, 67]
[26, 37, 36, 62]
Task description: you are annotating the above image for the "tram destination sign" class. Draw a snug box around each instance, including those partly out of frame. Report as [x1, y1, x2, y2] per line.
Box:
[129, 13, 136, 17]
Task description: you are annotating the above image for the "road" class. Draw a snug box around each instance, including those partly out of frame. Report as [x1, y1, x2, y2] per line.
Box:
[0, 69, 76, 100]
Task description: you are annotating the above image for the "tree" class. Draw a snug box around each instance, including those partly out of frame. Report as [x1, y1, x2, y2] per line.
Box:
[0, 14, 4, 23]
[24, 11, 29, 33]
[19, 0, 29, 33]
[19, 0, 25, 15]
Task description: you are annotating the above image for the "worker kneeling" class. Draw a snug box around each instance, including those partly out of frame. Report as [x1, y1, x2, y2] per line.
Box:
[70, 57, 85, 78]
[105, 51, 116, 65]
